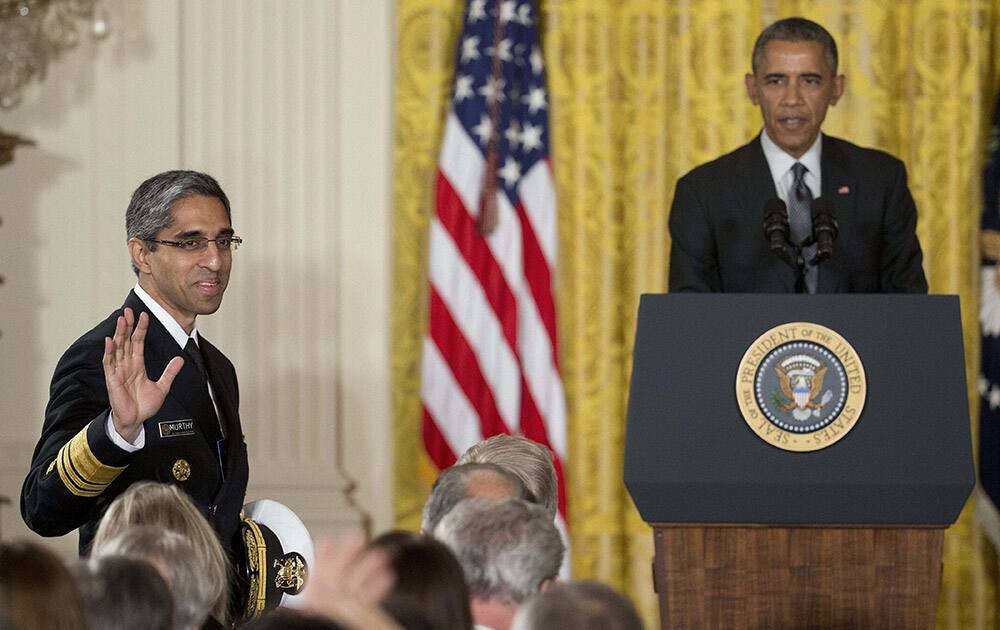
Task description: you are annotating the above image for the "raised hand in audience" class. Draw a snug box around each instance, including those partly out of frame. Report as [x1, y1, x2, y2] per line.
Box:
[302, 531, 400, 630]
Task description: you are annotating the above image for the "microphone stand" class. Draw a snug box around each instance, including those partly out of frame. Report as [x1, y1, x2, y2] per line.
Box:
[792, 238, 812, 294]
[763, 198, 821, 294]
[772, 238, 810, 294]
[765, 197, 836, 294]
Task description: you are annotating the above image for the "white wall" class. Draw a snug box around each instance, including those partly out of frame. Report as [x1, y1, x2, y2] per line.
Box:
[0, 0, 394, 558]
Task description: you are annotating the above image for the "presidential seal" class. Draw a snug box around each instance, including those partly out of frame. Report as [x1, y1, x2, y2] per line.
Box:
[735, 322, 866, 452]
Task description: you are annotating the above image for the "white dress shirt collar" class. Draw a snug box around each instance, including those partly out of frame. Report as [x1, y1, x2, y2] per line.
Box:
[760, 129, 822, 198]
[133, 283, 200, 349]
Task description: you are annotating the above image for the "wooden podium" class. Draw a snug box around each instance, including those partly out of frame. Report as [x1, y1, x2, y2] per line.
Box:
[625, 295, 973, 630]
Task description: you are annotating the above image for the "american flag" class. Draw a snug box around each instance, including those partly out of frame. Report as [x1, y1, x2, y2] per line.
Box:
[420, 0, 568, 548]
[978, 89, 1000, 547]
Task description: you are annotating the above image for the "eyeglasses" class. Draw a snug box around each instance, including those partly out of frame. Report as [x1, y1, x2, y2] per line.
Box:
[144, 236, 243, 252]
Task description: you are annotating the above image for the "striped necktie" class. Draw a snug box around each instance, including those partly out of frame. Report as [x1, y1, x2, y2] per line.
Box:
[789, 162, 817, 293]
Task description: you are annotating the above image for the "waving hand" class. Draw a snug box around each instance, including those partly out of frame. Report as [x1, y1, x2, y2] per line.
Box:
[102, 308, 184, 442]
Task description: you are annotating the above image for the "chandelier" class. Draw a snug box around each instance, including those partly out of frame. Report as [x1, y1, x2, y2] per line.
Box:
[0, 0, 107, 165]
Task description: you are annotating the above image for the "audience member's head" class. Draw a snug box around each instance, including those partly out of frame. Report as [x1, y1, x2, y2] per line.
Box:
[421, 463, 528, 533]
[369, 530, 474, 630]
[456, 434, 559, 519]
[92, 526, 216, 630]
[511, 581, 643, 630]
[434, 498, 564, 630]
[0, 541, 88, 630]
[241, 608, 346, 630]
[92, 481, 229, 622]
[75, 555, 174, 630]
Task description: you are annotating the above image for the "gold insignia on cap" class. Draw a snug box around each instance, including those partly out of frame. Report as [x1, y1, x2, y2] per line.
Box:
[274, 554, 307, 594]
[172, 459, 191, 481]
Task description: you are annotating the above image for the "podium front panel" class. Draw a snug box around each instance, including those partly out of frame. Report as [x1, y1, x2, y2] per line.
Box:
[624, 294, 974, 525]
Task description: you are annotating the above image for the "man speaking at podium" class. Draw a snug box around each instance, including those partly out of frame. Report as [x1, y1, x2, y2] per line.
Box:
[667, 17, 927, 294]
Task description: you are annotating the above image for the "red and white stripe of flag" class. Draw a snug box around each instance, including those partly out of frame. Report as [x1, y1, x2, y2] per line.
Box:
[421, 110, 569, 567]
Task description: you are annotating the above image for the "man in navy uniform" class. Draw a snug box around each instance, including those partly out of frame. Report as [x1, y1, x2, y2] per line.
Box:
[21, 170, 249, 559]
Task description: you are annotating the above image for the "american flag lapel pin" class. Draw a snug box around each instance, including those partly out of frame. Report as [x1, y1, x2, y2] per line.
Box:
[838, 185, 850, 194]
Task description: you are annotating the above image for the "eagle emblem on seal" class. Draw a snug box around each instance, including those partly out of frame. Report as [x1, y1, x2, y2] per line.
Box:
[774, 355, 834, 421]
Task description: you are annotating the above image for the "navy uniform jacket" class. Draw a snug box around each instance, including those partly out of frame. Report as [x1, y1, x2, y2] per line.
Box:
[21, 290, 249, 557]
[668, 134, 928, 293]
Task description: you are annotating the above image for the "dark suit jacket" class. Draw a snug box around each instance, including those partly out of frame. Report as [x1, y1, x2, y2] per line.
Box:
[668, 134, 928, 293]
[21, 290, 249, 557]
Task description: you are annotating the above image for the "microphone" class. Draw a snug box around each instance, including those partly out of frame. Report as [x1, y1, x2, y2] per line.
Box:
[810, 197, 838, 264]
[762, 197, 790, 254]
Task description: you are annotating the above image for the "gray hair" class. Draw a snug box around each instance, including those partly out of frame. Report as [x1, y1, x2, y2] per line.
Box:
[457, 435, 559, 520]
[751, 17, 838, 75]
[125, 170, 231, 274]
[421, 463, 529, 534]
[91, 525, 217, 630]
[434, 498, 564, 605]
[76, 555, 175, 630]
[511, 581, 644, 630]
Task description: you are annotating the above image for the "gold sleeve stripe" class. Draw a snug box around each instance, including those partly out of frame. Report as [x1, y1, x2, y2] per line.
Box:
[57, 448, 103, 497]
[55, 426, 127, 497]
[982, 230, 1000, 262]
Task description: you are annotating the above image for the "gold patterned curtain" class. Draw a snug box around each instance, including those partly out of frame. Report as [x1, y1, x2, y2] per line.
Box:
[393, 1, 1000, 626]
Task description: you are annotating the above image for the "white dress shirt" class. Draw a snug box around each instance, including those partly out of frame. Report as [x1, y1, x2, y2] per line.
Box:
[760, 128, 822, 203]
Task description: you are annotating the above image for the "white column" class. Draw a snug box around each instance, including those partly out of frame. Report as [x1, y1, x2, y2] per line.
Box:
[178, 0, 393, 534]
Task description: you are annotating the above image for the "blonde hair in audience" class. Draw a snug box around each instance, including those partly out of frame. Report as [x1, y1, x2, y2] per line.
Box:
[91, 481, 229, 622]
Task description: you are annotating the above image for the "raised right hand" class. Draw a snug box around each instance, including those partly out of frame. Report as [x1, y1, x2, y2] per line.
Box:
[102, 308, 184, 443]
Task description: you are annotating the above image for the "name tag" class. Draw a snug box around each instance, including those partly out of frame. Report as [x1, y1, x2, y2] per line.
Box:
[159, 420, 195, 438]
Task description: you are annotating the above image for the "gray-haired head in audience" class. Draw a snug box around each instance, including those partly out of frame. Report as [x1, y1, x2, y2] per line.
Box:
[90, 525, 216, 630]
[421, 462, 529, 533]
[456, 434, 559, 520]
[511, 580, 644, 630]
[434, 497, 563, 630]
[75, 554, 175, 630]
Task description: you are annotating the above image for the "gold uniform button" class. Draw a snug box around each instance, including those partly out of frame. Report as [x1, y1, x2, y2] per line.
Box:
[172, 459, 191, 481]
